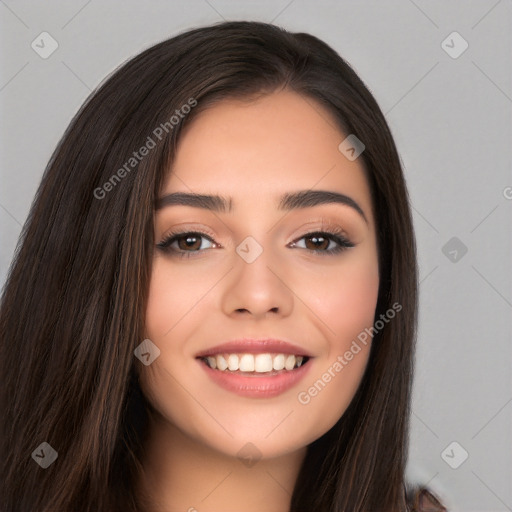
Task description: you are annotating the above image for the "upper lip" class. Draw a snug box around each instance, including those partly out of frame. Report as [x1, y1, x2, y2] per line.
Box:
[195, 338, 314, 358]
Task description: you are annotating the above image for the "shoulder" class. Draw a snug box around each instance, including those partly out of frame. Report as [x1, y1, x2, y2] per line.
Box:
[407, 487, 447, 512]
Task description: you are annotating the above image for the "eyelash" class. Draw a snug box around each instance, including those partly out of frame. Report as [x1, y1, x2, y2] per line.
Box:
[156, 224, 355, 259]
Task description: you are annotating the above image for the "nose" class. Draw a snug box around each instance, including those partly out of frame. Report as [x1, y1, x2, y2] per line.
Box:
[220, 240, 294, 320]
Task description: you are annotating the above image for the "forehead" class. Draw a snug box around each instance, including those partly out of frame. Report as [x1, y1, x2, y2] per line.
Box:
[161, 90, 374, 224]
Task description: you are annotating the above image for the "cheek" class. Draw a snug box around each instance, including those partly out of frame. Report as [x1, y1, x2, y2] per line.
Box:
[293, 251, 379, 429]
[140, 260, 210, 440]
[330, 267, 379, 353]
[144, 258, 206, 340]
[302, 250, 380, 353]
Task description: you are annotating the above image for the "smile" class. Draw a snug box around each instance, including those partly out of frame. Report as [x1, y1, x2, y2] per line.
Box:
[197, 352, 313, 398]
[200, 353, 309, 373]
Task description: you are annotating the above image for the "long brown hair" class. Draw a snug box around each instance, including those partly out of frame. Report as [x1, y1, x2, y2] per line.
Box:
[0, 21, 446, 511]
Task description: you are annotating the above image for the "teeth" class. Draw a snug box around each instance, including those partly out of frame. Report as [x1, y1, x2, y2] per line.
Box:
[285, 354, 295, 370]
[216, 355, 228, 371]
[254, 354, 273, 372]
[228, 354, 239, 371]
[239, 354, 254, 372]
[203, 353, 308, 372]
[273, 354, 285, 370]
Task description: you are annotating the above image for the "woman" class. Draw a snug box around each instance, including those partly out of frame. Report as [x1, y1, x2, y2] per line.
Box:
[0, 20, 446, 511]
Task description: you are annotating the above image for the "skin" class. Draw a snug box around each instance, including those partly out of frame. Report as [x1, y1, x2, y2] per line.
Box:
[138, 89, 380, 512]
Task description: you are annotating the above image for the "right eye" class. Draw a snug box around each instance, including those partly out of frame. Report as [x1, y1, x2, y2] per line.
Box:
[156, 230, 219, 258]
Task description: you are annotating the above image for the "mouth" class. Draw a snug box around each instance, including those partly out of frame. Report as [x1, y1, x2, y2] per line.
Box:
[195, 340, 314, 397]
[197, 352, 311, 375]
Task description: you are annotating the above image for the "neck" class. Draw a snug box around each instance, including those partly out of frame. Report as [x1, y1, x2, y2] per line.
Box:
[136, 411, 307, 512]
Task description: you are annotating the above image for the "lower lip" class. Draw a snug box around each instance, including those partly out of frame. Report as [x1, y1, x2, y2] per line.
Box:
[197, 358, 313, 398]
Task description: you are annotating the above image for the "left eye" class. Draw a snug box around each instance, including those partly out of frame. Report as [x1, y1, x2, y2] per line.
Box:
[291, 232, 353, 253]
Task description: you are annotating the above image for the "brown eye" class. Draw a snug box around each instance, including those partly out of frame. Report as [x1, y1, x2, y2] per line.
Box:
[304, 234, 330, 251]
[157, 231, 217, 258]
[291, 231, 355, 255]
[175, 234, 203, 251]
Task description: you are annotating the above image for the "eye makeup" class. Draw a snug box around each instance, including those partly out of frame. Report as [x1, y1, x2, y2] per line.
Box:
[156, 221, 355, 259]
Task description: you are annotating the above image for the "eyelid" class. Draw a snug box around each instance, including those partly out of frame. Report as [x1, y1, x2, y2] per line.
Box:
[160, 224, 218, 242]
[287, 218, 351, 240]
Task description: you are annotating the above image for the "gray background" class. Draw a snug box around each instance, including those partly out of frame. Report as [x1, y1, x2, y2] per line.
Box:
[1, 1, 511, 510]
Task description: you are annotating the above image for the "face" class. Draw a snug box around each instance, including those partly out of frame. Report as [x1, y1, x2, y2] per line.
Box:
[141, 89, 380, 460]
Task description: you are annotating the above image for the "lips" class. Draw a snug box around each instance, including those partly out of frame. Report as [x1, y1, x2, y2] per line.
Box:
[195, 338, 314, 359]
[195, 338, 314, 398]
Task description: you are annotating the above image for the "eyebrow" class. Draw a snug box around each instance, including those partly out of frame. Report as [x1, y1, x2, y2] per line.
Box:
[155, 189, 368, 224]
